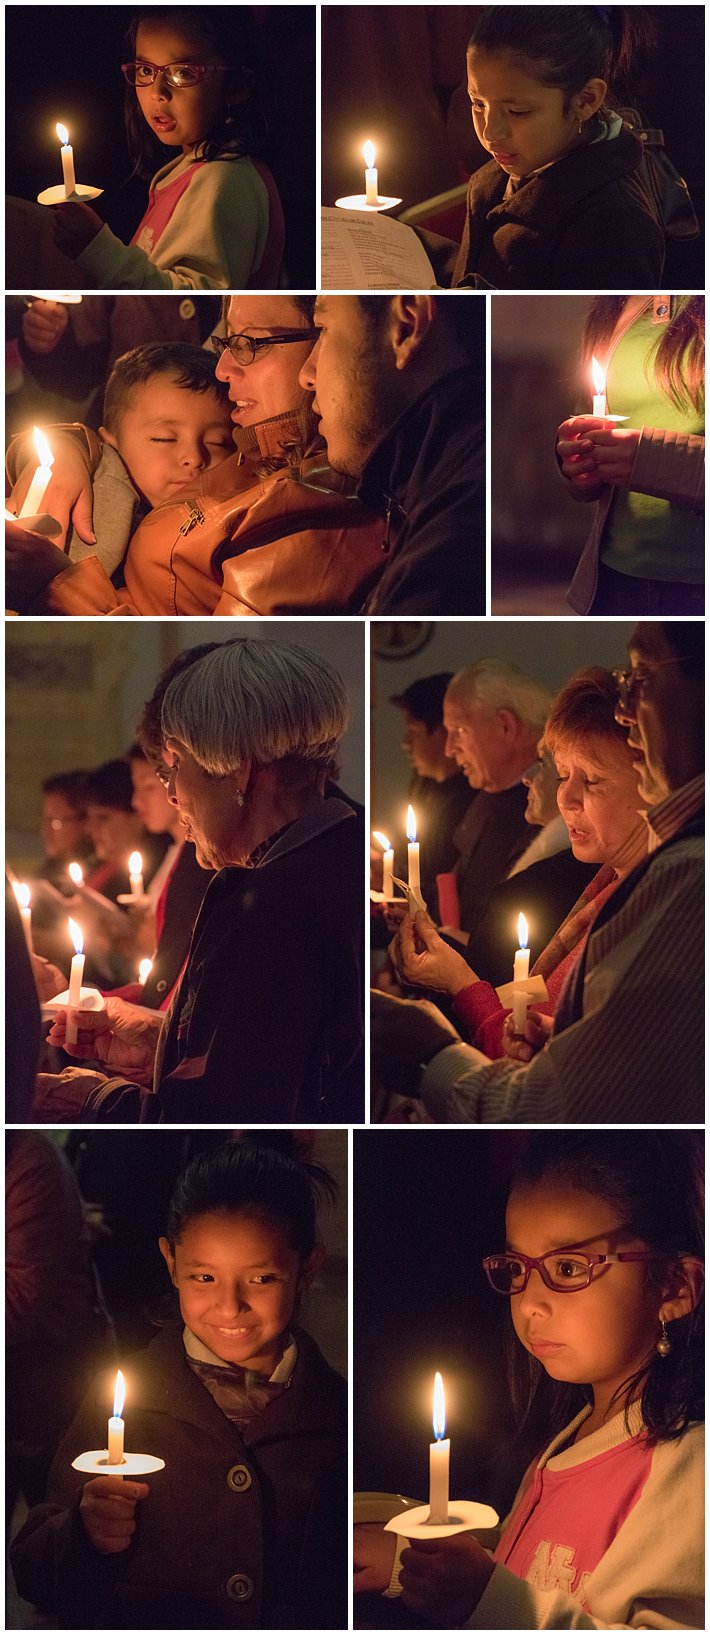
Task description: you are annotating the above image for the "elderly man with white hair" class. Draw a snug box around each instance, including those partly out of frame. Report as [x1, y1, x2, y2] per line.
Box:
[33, 638, 364, 1125]
[442, 659, 552, 933]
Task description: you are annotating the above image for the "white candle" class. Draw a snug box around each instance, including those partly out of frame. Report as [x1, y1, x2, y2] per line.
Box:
[373, 830, 394, 899]
[12, 881, 33, 954]
[66, 917, 85, 1048]
[591, 355, 607, 417]
[406, 805, 421, 899]
[512, 912, 530, 1034]
[363, 140, 378, 206]
[18, 427, 54, 518]
[56, 122, 76, 198]
[428, 1372, 450, 1524]
[107, 1370, 125, 1465]
[128, 851, 144, 898]
[68, 861, 84, 888]
[138, 958, 153, 986]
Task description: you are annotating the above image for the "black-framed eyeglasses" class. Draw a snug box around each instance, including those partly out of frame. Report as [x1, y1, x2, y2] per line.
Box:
[612, 658, 686, 710]
[482, 1248, 660, 1294]
[210, 330, 318, 367]
[121, 61, 233, 89]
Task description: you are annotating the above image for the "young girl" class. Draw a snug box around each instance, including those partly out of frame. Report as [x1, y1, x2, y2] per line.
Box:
[51, 8, 284, 290]
[355, 1130, 704, 1628]
[448, 6, 665, 289]
[11, 1137, 347, 1630]
[558, 294, 705, 614]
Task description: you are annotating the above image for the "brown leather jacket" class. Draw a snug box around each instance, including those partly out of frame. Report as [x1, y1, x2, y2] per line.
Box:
[9, 414, 385, 617]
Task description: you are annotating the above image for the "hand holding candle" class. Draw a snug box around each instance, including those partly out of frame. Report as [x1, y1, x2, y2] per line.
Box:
[429, 1372, 450, 1524]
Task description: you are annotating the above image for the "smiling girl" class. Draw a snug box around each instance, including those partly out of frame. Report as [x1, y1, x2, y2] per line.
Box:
[449, 6, 665, 289]
[51, 7, 284, 290]
[12, 1136, 347, 1630]
[355, 1130, 704, 1629]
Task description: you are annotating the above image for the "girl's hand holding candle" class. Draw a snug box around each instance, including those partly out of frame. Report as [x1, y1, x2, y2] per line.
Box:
[79, 1477, 150, 1556]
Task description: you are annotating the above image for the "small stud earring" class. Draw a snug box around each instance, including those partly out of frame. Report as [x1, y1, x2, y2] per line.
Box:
[656, 1319, 672, 1357]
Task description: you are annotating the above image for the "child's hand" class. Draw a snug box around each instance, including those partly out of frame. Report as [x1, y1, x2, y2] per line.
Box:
[502, 1009, 553, 1062]
[23, 299, 70, 355]
[353, 1523, 396, 1593]
[52, 202, 104, 259]
[581, 425, 642, 487]
[80, 1476, 149, 1555]
[399, 1534, 494, 1624]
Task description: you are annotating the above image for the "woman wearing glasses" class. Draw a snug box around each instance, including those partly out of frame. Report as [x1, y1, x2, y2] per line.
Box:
[7, 296, 384, 617]
[355, 1129, 704, 1629]
[50, 9, 284, 290]
[557, 295, 704, 615]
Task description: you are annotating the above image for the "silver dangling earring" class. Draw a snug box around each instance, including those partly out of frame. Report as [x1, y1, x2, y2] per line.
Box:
[656, 1319, 672, 1357]
[578, 118, 584, 136]
[235, 789, 245, 808]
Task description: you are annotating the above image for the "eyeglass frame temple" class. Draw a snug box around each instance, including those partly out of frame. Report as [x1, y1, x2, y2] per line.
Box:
[482, 1249, 659, 1292]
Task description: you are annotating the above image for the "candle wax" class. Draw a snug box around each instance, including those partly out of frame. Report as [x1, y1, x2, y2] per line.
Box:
[429, 1437, 450, 1524]
[365, 166, 378, 206]
[107, 1415, 125, 1465]
[66, 951, 84, 1047]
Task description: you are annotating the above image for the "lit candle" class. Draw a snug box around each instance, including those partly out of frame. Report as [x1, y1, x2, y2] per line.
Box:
[512, 912, 530, 1035]
[56, 122, 76, 198]
[128, 851, 144, 898]
[107, 1371, 125, 1465]
[406, 805, 422, 903]
[363, 140, 378, 206]
[18, 427, 54, 519]
[428, 1372, 450, 1524]
[68, 861, 84, 888]
[373, 830, 394, 898]
[66, 917, 85, 1048]
[12, 882, 33, 953]
[591, 355, 607, 417]
[138, 958, 153, 986]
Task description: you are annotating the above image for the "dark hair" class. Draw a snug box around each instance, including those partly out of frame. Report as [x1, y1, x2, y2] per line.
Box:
[503, 1132, 704, 1451]
[83, 759, 135, 812]
[41, 770, 88, 812]
[164, 1134, 336, 1257]
[468, 7, 656, 112]
[123, 7, 268, 178]
[390, 673, 454, 732]
[660, 622, 705, 677]
[582, 298, 704, 416]
[357, 295, 484, 360]
[103, 342, 230, 434]
[219, 294, 316, 328]
[137, 642, 222, 764]
[544, 666, 627, 757]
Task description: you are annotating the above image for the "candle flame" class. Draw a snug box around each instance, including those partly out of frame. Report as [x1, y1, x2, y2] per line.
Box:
[113, 1370, 125, 1419]
[406, 804, 417, 843]
[13, 881, 31, 910]
[138, 958, 153, 986]
[433, 1371, 446, 1441]
[128, 851, 143, 876]
[363, 140, 376, 168]
[68, 861, 84, 887]
[591, 355, 606, 396]
[372, 830, 392, 852]
[32, 426, 54, 471]
[56, 122, 70, 146]
[68, 916, 83, 956]
[517, 912, 528, 951]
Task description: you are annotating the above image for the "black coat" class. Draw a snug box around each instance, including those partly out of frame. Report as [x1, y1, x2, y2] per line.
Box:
[11, 1325, 347, 1630]
[464, 848, 598, 988]
[453, 786, 531, 934]
[450, 126, 665, 290]
[359, 366, 486, 616]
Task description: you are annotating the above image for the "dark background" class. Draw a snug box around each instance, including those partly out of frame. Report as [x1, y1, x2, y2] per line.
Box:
[321, 5, 704, 287]
[5, 6, 317, 286]
[354, 1129, 534, 1522]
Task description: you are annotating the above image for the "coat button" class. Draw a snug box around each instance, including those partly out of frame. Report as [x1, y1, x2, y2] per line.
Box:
[156, 979, 167, 994]
[226, 1574, 254, 1602]
[179, 298, 196, 320]
[227, 1463, 252, 1492]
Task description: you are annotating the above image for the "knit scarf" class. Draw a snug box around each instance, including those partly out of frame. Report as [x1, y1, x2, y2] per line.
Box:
[186, 1355, 291, 1428]
[531, 863, 619, 983]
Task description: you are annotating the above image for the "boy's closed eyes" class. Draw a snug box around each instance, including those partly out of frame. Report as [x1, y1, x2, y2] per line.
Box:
[101, 373, 234, 509]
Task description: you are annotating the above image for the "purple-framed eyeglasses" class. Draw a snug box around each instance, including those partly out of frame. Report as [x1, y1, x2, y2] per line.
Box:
[121, 61, 233, 89]
[482, 1247, 660, 1295]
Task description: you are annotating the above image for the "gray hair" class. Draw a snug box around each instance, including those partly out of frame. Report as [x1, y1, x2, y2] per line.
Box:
[160, 639, 350, 775]
[447, 659, 551, 732]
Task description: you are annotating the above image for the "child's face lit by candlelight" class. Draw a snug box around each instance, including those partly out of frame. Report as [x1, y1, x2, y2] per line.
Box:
[100, 375, 233, 509]
[159, 1211, 320, 1373]
[134, 22, 234, 154]
[467, 48, 606, 181]
[505, 1183, 665, 1412]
